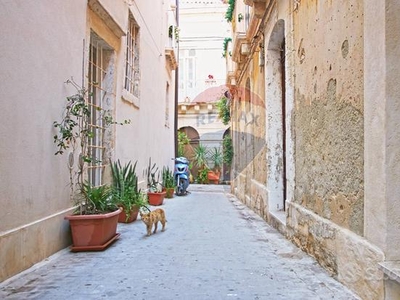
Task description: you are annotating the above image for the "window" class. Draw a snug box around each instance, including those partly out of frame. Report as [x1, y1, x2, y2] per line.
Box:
[178, 49, 197, 100]
[245, 5, 251, 31]
[88, 31, 115, 186]
[124, 15, 140, 99]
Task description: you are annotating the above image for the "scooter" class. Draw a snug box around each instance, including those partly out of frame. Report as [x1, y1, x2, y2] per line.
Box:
[173, 157, 190, 196]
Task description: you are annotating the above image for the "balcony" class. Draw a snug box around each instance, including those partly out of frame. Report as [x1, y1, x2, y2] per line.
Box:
[243, 0, 270, 19]
[165, 32, 178, 70]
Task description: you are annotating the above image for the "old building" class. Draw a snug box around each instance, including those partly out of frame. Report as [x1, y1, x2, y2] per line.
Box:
[227, 0, 400, 299]
[178, 0, 230, 180]
[0, 0, 177, 282]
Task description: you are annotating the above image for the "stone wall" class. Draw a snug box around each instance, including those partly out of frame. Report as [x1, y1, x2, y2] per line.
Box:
[293, 0, 364, 235]
[287, 202, 384, 300]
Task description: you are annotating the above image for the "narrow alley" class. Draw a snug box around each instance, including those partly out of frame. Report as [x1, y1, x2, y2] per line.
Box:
[0, 185, 359, 300]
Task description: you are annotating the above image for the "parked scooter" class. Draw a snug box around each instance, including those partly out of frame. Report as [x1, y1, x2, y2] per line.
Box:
[173, 157, 190, 196]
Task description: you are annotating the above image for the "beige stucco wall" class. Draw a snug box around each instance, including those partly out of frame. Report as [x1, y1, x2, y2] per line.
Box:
[114, 0, 176, 181]
[0, 0, 87, 282]
[0, 0, 175, 282]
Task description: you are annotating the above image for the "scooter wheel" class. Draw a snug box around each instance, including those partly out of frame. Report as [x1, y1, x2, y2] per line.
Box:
[176, 185, 184, 196]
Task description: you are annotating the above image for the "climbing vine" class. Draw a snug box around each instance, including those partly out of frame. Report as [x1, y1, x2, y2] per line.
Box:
[216, 96, 231, 125]
[225, 0, 236, 23]
[222, 37, 232, 58]
[223, 135, 233, 166]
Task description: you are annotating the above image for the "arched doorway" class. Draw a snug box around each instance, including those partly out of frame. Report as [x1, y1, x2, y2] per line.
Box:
[178, 126, 199, 179]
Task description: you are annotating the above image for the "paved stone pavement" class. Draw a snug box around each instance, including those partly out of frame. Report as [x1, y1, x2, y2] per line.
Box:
[0, 184, 360, 300]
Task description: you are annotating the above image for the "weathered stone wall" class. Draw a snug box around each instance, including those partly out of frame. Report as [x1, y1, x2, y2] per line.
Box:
[292, 0, 364, 235]
[287, 202, 384, 300]
[229, 0, 388, 298]
[231, 48, 269, 221]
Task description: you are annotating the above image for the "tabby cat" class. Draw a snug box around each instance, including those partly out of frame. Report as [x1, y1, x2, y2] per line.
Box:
[140, 208, 167, 236]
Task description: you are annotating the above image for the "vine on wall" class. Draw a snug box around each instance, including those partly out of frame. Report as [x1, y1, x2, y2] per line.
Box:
[225, 0, 236, 22]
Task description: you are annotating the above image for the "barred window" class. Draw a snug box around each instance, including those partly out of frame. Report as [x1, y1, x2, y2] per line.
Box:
[124, 15, 140, 98]
[88, 31, 115, 186]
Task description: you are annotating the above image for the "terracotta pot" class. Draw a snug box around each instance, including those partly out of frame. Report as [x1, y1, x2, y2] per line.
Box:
[147, 191, 166, 206]
[207, 170, 219, 184]
[165, 187, 175, 198]
[65, 208, 122, 252]
[118, 205, 140, 223]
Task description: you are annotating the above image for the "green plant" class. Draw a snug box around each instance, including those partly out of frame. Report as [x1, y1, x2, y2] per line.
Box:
[80, 182, 117, 215]
[192, 144, 209, 170]
[225, 0, 236, 22]
[222, 37, 232, 58]
[53, 78, 130, 214]
[144, 158, 162, 192]
[168, 25, 180, 41]
[223, 135, 233, 166]
[192, 144, 211, 183]
[216, 96, 231, 125]
[162, 166, 175, 189]
[209, 147, 223, 172]
[197, 167, 210, 184]
[238, 13, 243, 22]
[177, 131, 190, 157]
[110, 159, 148, 221]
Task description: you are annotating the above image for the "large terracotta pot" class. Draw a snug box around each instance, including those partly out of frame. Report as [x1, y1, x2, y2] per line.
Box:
[207, 170, 220, 184]
[65, 208, 122, 252]
[147, 191, 166, 206]
[118, 205, 139, 223]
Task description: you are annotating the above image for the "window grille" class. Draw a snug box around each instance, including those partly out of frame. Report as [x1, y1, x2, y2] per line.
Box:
[125, 16, 140, 98]
[88, 32, 114, 186]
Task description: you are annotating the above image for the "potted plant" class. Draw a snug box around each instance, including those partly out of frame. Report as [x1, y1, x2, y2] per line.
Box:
[144, 158, 166, 206]
[64, 183, 121, 251]
[53, 78, 129, 251]
[110, 159, 148, 223]
[192, 144, 210, 184]
[162, 166, 175, 198]
[207, 147, 223, 184]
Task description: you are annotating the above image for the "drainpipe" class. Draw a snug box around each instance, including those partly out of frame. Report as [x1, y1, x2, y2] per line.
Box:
[174, 0, 179, 158]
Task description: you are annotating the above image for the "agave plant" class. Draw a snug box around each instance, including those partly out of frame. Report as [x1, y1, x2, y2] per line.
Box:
[162, 166, 175, 189]
[110, 159, 148, 221]
[144, 158, 162, 192]
[208, 147, 223, 172]
[80, 182, 117, 214]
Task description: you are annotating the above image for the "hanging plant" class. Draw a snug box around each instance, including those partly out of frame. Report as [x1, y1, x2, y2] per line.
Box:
[222, 37, 232, 58]
[225, 0, 236, 23]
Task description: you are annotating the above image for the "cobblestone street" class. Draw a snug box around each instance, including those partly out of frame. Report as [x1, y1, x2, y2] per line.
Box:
[0, 185, 359, 300]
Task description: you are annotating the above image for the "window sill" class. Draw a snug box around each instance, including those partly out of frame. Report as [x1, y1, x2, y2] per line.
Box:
[122, 89, 139, 108]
